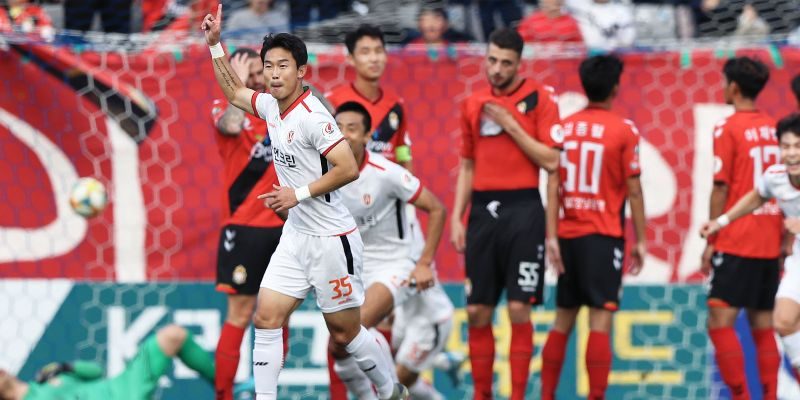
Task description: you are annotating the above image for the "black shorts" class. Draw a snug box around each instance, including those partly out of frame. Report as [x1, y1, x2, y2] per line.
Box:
[707, 252, 779, 310]
[556, 235, 624, 311]
[216, 224, 282, 295]
[465, 189, 545, 306]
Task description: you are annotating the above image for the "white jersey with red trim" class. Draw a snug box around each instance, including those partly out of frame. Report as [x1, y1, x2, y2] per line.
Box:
[757, 164, 800, 218]
[340, 152, 423, 264]
[252, 89, 356, 236]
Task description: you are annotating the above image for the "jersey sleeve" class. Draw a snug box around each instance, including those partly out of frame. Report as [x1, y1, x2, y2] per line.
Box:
[387, 163, 423, 203]
[460, 101, 475, 159]
[713, 121, 734, 184]
[70, 361, 104, 380]
[304, 110, 346, 155]
[534, 86, 564, 149]
[622, 120, 642, 177]
[756, 173, 773, 199]
[251, 92, 271, 120]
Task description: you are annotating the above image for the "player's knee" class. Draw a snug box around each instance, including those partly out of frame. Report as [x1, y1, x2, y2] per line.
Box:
[157, 324, 188, 354]
[466, 305, 492, 326]
[396, 364, 418, 387]
[226, 297, 256, 328]
[774, 311, 800, 336]
[253, 310, 284, 330]
[507, 301, 532, 323]
[329, 330, 356, 348]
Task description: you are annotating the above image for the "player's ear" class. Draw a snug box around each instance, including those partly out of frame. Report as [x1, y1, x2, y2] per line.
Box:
[346, 53, 355, 68]
[610, 84, 620, 99]
[297, 64, 307, 80]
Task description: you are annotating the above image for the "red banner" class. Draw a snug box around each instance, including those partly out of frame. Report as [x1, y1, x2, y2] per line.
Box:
[1, 44, 798, 282]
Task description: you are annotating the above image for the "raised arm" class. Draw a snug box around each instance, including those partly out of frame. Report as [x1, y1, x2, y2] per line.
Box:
[201, 5, 257, 116]
[700, 189, 768, 238]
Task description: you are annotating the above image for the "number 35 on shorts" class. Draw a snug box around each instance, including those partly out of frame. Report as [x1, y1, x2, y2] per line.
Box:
[329, 276, 353, 300]
[518, 262, 540, 288]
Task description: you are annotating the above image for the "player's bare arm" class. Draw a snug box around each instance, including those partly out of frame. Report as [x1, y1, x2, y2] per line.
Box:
[259, 140, 359, 213]
[700, 182, 729, 273]
[545, 170, 564, 274]
[627, 176, 647, 275]
[700, 189, 768, 238]
[409, 188, 446, 290]
[483, 102, 559, 172]
[201, 5, 257, 116]
[216, 53, 253, 135]
[450, 158, 474, 253]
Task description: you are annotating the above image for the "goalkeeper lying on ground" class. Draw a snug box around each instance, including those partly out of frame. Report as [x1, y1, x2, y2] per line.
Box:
[0, 324, 214, 400]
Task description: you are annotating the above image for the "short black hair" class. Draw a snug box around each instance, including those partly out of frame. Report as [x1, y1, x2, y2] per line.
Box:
[419, 7, 447, 20]
[335, 101, 372, 134]
[260, 33, 308, 66]
[579, 55, 624, 102]
[777, 113, 800, 141]
[722, 57, 770, 100]
[230, 47, 259, 61]
[345, 24, 385, 55]
[791, 73, 800, 105]
[488, 28, 523, 56]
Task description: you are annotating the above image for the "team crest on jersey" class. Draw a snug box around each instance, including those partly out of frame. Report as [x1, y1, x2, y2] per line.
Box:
[714, 156, 723, 174]
[233, 265, 247, 285]
[550, 124, 565, 143]
[516, 101, 527, 113]
[363, 194, 372, 206]
[243, 118, 253, 130]
[287, 130, 295, 144]
[389, 111, 399, 130]
[323, 122, 334, 135]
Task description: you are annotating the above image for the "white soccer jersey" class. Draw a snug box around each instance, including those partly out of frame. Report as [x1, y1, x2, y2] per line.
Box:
[757, 164, 800, 218]
[339, 152, 423, 263]
[252, 89, 356, 236]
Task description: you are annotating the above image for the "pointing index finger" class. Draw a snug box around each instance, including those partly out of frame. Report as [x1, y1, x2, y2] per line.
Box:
[216, 4, 222, 21]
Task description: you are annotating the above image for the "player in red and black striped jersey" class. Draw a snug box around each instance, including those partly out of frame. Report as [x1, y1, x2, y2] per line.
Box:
[539, 55, 647, 400]
[701, 57, 781, 400]
[210, 48, 285, 400]
[450, 28, 562, 400]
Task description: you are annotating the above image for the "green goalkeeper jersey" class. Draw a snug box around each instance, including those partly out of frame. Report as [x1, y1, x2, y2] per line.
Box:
[24, 361, 112, 399]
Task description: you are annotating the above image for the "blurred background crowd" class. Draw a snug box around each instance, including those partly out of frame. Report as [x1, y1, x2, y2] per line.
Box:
[2, 0, 800, 50]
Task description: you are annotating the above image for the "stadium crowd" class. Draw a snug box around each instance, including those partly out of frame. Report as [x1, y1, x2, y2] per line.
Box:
[2, 0, 800, 48]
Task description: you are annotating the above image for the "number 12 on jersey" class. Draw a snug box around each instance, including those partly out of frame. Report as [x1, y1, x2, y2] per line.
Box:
[562, 141, 605, 195]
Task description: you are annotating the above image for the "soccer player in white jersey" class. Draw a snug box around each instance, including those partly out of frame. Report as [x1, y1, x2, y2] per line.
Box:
[201, 6, 408, 400]
[701, 113, 800, 379]
[336, 101, 453, 399]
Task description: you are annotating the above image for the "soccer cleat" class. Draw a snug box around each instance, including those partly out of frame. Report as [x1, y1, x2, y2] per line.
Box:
[384, 382, 410, 400]
[432, 351, 466, 386]
[232, 377, 255, 400]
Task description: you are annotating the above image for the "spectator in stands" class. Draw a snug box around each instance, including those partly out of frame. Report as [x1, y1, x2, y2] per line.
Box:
[227, 0, 289, 42]
[289, 0, 351, 30]
[405, 6, 473, 45]
[517, 0, 583, 43]
[478, 0, 523, 41]
[793, 74, 800, 108]
[64, 0, 131, 33]
[732, 3, 769, 38]
[0, 0, 54, 39]
[567, 0, 635, 50]
[693, 0, 800, 38]
[141, 0, 217, 32]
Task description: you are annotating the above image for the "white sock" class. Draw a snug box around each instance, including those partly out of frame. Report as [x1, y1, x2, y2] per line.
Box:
[253, 328, 283, 400]
[369, 328, 398, 383]
[409, 379, 444, 400]
[345, 326, 395, 399]
[781, 330, 800, 368]
[334, 356, 377, 399]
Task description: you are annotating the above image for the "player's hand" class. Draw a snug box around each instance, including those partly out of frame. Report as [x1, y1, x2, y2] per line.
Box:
[699, 220, 721, 239]
[200, 4, 222, 46]
[258, 184, 299, 213]
[545, 237, 564, 275]
[450, 218, 466, 253]
[230, 52, 252, 84]
[410, 261, 435, 291]
[785, 218, 800, 235]
[629, 241, 646, 276]
[483, 102, 521, 135]
[700, 244, 715, 276]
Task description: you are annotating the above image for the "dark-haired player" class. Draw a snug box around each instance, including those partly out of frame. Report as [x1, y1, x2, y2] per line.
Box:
[701, 56, 781, 400]
[539, 55, 646, 400]
[450, 28, 562, 400]
[701, 113, 800, 388]
[201, 6, 408, 400]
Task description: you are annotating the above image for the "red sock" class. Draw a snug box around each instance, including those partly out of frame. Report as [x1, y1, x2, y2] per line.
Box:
[586, 331, 612, 400]
[709, 327, 749, 400]
[752, 328, 779, 400]
[327, 349, 348, 400]
[509, 322, 533, 400]
[215, 323, 245, 400]
[469, 325, 495, 400]
[541, 330, 568, 400]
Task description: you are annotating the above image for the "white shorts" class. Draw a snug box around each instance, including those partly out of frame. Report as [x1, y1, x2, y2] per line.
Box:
[392, 308, 452, 373]
[261, 227, 365, 313]
[777, 253, 800, 305]
[362, 258, 415, 306]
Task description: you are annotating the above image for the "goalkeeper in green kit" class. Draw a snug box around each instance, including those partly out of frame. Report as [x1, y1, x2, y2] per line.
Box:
[0, 325, 214, 400]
